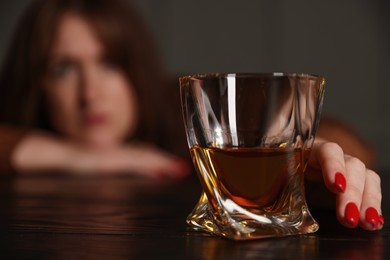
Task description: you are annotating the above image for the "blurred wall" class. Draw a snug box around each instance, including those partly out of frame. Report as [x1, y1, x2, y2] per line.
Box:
[1, 0, 389, 169]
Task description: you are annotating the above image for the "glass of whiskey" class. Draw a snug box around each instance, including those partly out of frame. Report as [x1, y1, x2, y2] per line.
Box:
[180, 73, 325, 240]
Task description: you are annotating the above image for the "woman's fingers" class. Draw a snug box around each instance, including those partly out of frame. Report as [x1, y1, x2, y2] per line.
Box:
[308, 141, 383, 230]
[123, 144, 191, 180]
[335, 156, 383, 230]
[359, 169, 383, 230]
[336, 155, 366, 228]
[308, 141, 347, 194]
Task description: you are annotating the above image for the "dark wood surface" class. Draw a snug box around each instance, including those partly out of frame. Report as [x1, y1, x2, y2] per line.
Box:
[1, 171, 389, 259]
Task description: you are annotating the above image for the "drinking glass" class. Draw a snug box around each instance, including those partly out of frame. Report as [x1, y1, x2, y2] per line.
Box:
[180, 73, 325, 240]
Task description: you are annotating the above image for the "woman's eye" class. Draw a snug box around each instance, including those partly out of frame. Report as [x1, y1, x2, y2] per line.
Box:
[50, 60, 75, 78]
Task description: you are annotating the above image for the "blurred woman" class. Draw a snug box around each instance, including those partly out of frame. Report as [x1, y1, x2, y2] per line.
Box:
[0, 0, 189, 178]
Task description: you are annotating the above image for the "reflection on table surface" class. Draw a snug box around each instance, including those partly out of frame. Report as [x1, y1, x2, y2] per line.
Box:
[0, 172, 389, 259]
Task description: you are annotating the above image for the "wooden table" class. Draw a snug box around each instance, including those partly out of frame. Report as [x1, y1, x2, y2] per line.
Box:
[1, 171, 389, 259]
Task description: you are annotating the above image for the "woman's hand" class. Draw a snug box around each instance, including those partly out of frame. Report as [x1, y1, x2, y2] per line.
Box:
[305, 139, 383, 231]
[73, 142, 191, 180]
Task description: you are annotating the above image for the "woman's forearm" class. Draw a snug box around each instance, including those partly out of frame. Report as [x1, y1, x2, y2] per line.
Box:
[10, 130, 190, 177]
[11, 131, 78, 173]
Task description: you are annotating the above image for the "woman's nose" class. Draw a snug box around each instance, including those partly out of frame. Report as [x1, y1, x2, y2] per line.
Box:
[79, 67, 100, 105]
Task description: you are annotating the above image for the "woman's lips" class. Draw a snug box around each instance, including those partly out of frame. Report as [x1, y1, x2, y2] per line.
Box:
[83, 114, 108, 126]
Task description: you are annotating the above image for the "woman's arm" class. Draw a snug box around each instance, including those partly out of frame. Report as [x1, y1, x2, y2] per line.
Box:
[5, 127, 190, 179]
[11, 130, 82, 173]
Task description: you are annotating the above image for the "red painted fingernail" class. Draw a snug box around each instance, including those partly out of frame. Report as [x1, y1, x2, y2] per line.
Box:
[173, 159, 191, 178]
[379, 215, 385, 226]
[335, 172, 346, 193]
[365, 207, 379, 229]
[345, 202, 359, 228]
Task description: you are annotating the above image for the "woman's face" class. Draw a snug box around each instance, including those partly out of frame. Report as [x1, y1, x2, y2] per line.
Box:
[43, 13, 138, 147]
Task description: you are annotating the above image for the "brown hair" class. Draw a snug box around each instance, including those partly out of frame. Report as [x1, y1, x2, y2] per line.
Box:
[0, 0, 184, 152]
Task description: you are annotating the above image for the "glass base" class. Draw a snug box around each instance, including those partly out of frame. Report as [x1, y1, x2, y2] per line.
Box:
[187, 192, 319, 240]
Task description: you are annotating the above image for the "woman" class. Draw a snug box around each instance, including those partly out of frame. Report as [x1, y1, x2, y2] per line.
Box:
[0, 0, 190, 178]
[0, 0, 383, 231]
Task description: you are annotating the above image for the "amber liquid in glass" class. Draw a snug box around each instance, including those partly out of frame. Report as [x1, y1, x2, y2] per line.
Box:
[190, 145, 310, 214]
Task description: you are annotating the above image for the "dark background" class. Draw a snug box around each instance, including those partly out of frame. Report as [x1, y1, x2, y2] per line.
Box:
[0, 0, 389, 169]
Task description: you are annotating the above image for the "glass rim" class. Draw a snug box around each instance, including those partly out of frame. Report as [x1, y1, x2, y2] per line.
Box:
[180, 72, 324, 81]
